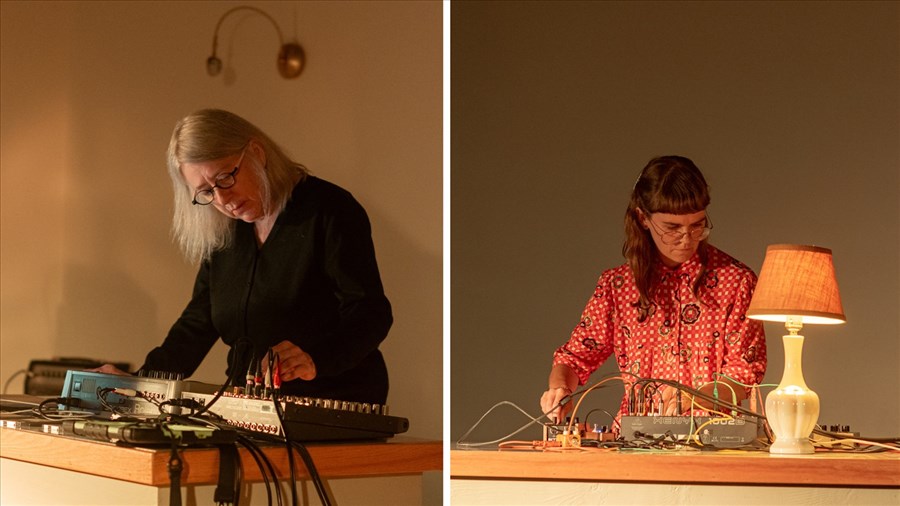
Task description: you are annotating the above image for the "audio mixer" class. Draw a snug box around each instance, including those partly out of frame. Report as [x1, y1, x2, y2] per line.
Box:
[57, 370, 409, 441]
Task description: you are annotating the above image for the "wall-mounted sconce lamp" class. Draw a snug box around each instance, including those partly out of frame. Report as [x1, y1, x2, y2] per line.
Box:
[206, 5, 304, 79]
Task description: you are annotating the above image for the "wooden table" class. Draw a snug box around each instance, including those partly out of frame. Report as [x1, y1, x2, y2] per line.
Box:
[451, 448, 900, 505]
[0, 427, 441, 505]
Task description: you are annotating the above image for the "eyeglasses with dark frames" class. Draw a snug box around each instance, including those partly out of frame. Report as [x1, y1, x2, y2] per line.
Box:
[191, 147, 247, 206]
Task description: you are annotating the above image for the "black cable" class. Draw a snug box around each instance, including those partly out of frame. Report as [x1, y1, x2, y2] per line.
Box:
[458, 372, 765, 450]
[160, 419, 184, 506]
[181, 395, 285, 505]
[36, 397, 68, 419]
[252, 436, 284, 506]
[181, 414, 280, 506]
[193, 338, 253, 418]
[34, 397, 94, 421]
[235, 435, 270, 505]
[597, 376, 898, 453]
[237, 434, 282, 506]
[630, 377, 764, 421]
[582, 408, 616, 434]
[626, 377, 773, 449]
[292, 441, 332, 506]
[285, 438, 300, 506]
[97, 386, 164, 420]
[267, 366, 330, 506]
[97, 388, 121, 415]
[270, 378, 300, 506]
[812, 427, 900, 443]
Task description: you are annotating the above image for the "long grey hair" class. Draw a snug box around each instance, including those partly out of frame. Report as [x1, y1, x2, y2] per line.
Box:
[167, 109, 307, 262]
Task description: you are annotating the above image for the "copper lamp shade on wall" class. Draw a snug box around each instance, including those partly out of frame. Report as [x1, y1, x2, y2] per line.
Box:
[206, 5, 304, 80]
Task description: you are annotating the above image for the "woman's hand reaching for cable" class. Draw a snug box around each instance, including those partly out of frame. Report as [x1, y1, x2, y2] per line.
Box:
[265, 340, 317, 382]
[540, 386, 574, 423]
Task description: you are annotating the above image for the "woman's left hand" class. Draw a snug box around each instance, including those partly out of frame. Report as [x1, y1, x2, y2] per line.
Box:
[695, 377, 746, 412]
[267, 340, 317, 381]
[661, 385, 689, 416]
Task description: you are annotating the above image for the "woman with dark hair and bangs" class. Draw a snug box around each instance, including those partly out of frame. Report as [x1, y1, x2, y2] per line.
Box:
[540, 156, 766, 431]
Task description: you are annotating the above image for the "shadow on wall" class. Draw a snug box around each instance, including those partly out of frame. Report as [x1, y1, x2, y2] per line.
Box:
[53, 262, 159, 368]
[364, 203, 443, 439]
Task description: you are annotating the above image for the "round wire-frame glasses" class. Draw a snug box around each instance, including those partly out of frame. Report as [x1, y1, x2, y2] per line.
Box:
[646, 212, 713, 245]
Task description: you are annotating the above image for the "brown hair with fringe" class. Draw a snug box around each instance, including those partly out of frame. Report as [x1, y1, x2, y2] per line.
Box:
[623, 155, 710, 320]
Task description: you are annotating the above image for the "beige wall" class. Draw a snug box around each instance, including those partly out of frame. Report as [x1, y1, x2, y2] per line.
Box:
[0, 0, 442, 447]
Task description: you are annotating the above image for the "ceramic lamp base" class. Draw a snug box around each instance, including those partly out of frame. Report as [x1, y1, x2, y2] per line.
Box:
[766, 388, 819, 454]
[766, 334, 819, 455]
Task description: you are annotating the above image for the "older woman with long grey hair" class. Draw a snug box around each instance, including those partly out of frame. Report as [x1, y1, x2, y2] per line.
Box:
[101, 109, 392, 404]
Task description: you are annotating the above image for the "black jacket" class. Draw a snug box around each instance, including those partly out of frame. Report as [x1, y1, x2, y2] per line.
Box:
[142, 176, 392, 404]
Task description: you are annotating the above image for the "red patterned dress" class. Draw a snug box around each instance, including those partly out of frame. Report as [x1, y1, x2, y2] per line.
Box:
[552, 245, 767, 425]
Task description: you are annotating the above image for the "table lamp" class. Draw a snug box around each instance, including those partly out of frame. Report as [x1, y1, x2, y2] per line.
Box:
[747, 244, 845, 454]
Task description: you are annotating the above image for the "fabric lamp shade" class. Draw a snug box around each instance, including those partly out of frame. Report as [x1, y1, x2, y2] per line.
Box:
[747, 244, 845, 325]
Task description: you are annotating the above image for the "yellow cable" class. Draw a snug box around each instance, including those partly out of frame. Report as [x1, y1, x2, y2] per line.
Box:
[691, 401, 734, 446]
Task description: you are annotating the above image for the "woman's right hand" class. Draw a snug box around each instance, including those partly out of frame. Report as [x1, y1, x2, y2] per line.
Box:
[540, 386, 574, 423]
[541, 364, 579, 423]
